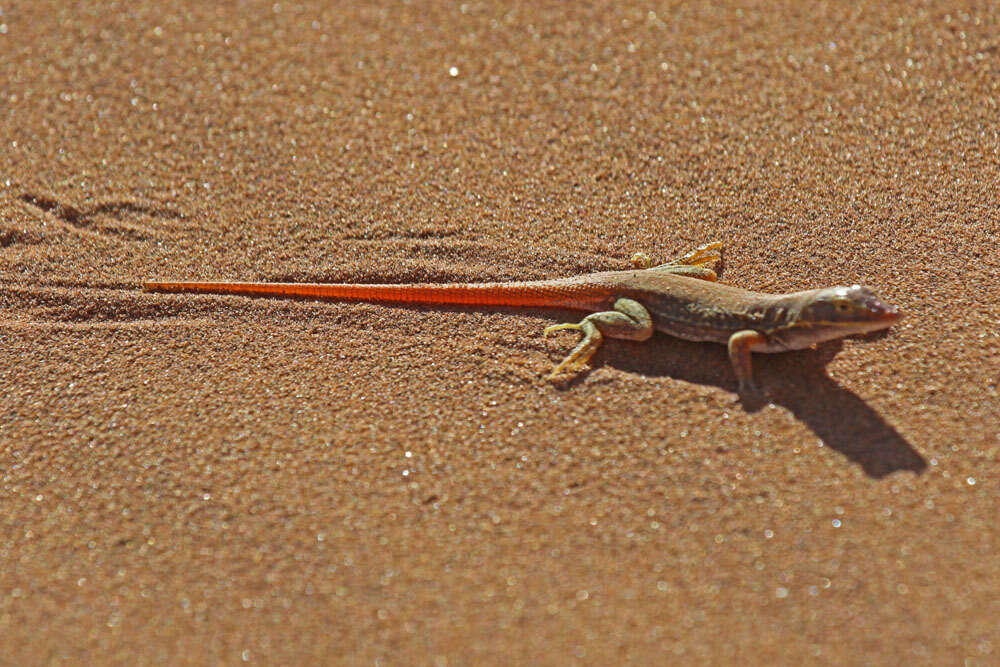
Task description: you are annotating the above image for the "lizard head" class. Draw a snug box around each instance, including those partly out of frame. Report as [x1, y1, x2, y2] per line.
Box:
[767, 285, 903, 351]
[795, 285, 903, 338]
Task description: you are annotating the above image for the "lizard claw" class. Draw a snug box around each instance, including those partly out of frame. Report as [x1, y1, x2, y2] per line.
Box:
[671, 241, 724, 267]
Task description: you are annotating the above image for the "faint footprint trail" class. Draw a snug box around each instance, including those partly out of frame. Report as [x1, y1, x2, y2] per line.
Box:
[0, 283, 215, 331]
[0, 226, 43, 249]
[17, 192, 186, 242]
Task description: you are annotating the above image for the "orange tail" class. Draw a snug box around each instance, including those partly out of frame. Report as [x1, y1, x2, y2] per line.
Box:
[142, 280, 599, 310]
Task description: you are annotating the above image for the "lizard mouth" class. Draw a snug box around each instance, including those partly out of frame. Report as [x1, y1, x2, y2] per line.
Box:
[872, 301, 903, 325]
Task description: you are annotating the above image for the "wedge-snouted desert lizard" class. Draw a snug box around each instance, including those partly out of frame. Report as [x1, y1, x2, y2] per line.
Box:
[144, 242, 903, 393]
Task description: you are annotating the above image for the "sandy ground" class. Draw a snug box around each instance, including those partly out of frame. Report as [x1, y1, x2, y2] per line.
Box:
[1, 1, 998, 664]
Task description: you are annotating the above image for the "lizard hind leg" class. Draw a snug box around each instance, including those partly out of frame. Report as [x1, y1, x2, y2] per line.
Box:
[544, 298, 654, 380]
[654, 241, 723, 281]
[631, 241, 722, 281]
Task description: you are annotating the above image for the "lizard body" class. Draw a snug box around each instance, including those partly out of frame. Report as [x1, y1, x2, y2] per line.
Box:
[144, 242, 902, 392]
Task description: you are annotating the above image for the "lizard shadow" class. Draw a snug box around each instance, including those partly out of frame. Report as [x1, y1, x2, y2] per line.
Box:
[322, 299, 921, 478]
[601, 333, 926, 479]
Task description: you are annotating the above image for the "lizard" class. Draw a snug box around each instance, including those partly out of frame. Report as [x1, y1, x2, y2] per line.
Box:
[143, 242, 903, 393]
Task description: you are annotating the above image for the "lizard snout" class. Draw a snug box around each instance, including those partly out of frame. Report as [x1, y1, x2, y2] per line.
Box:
[878, 302, 903, 323]
[867, 293, 903, 324]
[846, 285, 902, 324]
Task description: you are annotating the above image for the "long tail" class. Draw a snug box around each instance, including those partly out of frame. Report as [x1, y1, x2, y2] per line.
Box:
[142, 279, 597, 310]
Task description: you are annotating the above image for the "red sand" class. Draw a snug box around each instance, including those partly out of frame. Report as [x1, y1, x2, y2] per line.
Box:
[2, 1, 997, 663]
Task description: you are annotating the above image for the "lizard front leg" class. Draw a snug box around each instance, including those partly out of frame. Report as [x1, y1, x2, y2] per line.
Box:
[727, 329, 768, 394]
[544, 298, 654, 380]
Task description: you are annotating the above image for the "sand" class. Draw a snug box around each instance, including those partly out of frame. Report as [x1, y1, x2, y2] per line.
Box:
[1, 0, 997, 663]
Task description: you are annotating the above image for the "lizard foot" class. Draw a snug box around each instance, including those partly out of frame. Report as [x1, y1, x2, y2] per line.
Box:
[668, 241, 723, 267]
[632, 242, 722, 279]
[630, 252, 654, 269]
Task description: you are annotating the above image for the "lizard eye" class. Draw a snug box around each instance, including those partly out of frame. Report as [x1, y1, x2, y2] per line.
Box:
[833, 299, 850, 312]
